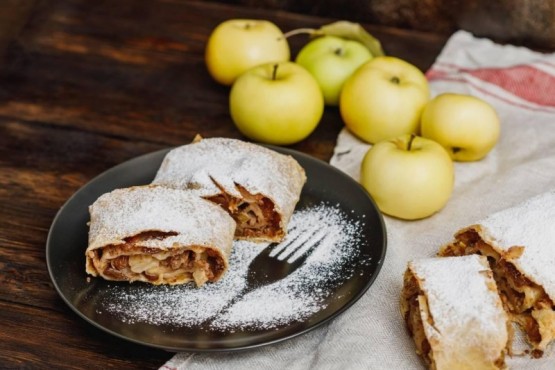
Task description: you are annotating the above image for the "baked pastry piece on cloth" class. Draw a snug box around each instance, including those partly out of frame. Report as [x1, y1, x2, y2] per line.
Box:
[439, 190, 555, 357]
[86, 186, 235, 287]
[152, 137, 306, 242]
[401, 255, 510, 370]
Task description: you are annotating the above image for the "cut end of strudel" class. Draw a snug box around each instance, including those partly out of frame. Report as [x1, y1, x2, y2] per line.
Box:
[439, 191, 555, 357]
[401, 255, 510, 370]
[86, 186, 235, 287]
[152, 137, 306, 242]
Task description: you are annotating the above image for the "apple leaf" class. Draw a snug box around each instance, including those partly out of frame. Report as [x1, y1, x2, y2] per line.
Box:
[283, 21, 385, 57]
[315, 21, 385, 57]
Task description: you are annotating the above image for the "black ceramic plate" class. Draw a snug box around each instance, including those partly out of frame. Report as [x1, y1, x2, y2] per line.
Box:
[46, 145, 386, 352]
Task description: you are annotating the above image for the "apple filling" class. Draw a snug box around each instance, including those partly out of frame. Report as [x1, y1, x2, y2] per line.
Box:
[205, 183, 282, 240]
[439, 229, 555, 357]
[86, 231, 226, 287]
[400, 271, 435, 368]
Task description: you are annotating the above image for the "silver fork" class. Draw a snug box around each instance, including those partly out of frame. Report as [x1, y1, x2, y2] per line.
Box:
[247, 226, 329, 287]
[217, 225, 330, 313]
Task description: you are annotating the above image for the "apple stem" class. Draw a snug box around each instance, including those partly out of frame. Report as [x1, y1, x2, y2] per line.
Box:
[407, 134, 416, 151]
[390, 76, 400, 84]
[272, 64, 278, 80]
[280, 28, 316, 40]
[334, 48, 344, 56]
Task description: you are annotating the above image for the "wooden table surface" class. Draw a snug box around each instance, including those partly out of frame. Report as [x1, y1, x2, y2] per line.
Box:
[0, 0, 449, 368]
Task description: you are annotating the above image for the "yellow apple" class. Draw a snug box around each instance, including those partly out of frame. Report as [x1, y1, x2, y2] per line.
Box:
[420, 93, 501, 161]
[360, 134, 454, 220]
[205, 19, 290, 86]
[340, 56, 430, 144]
[229, 61, 324, 145]
[295, 35, 373, 106]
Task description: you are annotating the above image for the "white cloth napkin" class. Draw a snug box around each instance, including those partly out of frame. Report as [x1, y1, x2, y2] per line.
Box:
[162, 30, 555, 370]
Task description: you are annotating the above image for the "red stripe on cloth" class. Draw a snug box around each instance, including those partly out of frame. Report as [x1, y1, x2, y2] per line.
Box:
[428, 63, 555, 107]
[469, 65, 555, 107]
[428, 75, 555, 114]
[425, 68, 449, 80]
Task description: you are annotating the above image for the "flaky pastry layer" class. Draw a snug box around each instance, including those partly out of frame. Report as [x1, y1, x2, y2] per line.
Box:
[440, 225, 555, 357]
[401, 255, 509, 370]
[86, 186, 235, 287]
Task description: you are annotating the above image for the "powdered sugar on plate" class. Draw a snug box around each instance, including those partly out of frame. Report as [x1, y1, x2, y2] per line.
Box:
[99, 202, 367, 330]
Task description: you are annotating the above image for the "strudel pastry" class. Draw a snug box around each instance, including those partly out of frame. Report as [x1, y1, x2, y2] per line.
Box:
[152, 137, 306, 242]
[401, 255, 510, 370]
[86, 186, 235, 287]
[439, 191, 555, 357]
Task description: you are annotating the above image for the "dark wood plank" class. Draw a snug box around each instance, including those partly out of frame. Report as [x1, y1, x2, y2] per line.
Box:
[0, 0, 38, 57]
[0, 300, 169, 369]
[0, 0, 448, 161]
[203, 0, 555, 50]
[0, 118, 164, 221]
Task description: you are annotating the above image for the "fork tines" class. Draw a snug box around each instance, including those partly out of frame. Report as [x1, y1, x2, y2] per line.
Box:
[270, 227, 328, 264]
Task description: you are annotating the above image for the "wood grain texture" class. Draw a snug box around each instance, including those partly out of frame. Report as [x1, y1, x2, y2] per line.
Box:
[214, 0, 555, 49]
[0, 0, 449, 368]
[0, 0, 447, 159]
[0, 300, 170, 369]
[0, 0, 38, 56]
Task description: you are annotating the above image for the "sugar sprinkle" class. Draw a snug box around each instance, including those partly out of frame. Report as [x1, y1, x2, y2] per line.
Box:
[99, 203, 367, 330]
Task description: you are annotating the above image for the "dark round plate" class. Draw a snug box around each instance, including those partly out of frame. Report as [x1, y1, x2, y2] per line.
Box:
[46, 145, 387, 352]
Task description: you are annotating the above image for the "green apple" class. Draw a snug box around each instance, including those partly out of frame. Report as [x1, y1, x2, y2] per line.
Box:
[340, 56, 430, 144]
[205, 19, 290, 86]
[360, 134, 454, 220]
[295, 35, 373, 106]
[421, 93, 501, 161]
[229, 61, 324, 145]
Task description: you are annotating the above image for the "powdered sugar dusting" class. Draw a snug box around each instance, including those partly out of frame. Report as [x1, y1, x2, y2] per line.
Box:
[87, 186, 235, 256]
[99, 203, 367, 330]
[152, 138, 306, 229]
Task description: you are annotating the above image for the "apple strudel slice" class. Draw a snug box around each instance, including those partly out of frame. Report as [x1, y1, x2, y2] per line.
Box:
[401, 255, 510, 370]
[439, 191, 555, 357]
[152, 137, 306, 242]
[86, 186, 235, 287]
